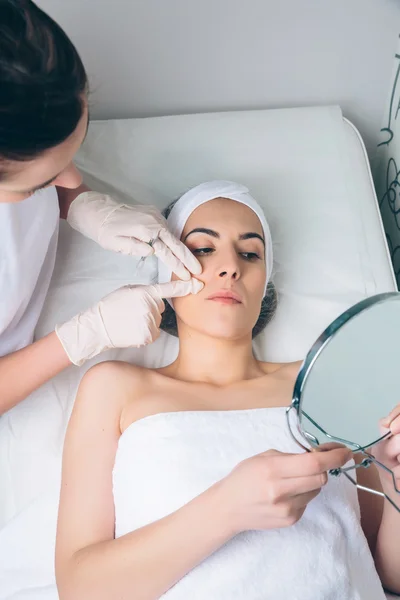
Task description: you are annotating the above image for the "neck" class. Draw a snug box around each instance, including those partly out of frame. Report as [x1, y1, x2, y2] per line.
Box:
[167, 324, 263, 386]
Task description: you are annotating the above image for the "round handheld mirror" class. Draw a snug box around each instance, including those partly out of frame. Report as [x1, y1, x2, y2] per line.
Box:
[287, 292, 400, 512]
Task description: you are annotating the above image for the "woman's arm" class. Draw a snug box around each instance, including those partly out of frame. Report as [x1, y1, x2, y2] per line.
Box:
[55, 362, 234, 600]
[357, 457, 400, 594]
[0, 332, 71, 415]
[374, 494, 400, 594]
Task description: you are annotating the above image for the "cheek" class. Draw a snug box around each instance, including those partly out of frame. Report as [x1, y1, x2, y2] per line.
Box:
[172, 291, 200, 322]
[170, 263, 207, 325]
[249, 267, 266, 298]
[53, 164, 83, 189]
[246, 270, 266, 321]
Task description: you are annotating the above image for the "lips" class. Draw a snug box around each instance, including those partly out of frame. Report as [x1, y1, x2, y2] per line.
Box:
[207, 290, 243, 304]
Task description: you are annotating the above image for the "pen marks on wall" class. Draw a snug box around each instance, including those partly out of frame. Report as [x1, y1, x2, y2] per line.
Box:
[377, 36, 400, 287]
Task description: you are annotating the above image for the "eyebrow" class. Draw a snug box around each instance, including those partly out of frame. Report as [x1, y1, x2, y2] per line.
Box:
[19, 113, 90, 194]
[183, 227, 265, 246]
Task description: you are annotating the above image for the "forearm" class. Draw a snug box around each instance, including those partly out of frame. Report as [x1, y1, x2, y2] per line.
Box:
[0, 332, 71, 414]
[374, 491, 400, 594]
[58, 482, 233, 600]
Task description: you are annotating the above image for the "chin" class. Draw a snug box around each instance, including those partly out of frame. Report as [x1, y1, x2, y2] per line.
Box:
[205, 329, 250, 341]
[197, 318, 252, 341]
[176, 303, 257, 340]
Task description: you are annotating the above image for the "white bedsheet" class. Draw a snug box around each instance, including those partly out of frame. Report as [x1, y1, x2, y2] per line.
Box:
[0, 105, 397, 599]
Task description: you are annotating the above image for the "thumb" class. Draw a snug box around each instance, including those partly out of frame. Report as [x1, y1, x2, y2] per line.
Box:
[380, 405, 400, 430]
[378, 419, 391, 437]
[148, 278, 204, 299]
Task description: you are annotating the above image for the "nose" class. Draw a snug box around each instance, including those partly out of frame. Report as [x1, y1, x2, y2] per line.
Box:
[53, 163, 83, 189]
[217, 249, 241, 282]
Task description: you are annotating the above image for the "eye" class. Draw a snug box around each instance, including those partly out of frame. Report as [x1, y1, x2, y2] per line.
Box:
[240, 252, 261, 261]
[27, 186, 45, 196]
[192, 247, 215, 256]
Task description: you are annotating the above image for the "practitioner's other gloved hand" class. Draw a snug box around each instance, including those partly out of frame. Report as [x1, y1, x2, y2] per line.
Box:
[218, 446, 352, 533]
[67, 192, 202, 281]
[55, 279, 203, 366]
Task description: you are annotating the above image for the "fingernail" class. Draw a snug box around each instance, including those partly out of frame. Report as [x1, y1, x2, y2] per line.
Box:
[379, 417, 390, 429]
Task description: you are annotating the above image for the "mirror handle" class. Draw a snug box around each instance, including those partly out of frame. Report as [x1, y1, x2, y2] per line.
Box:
[338, 469, 400, 513]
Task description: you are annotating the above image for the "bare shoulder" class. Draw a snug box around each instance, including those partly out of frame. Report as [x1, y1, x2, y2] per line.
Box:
[71, 361, 152, 434]
[81, 360, 150, 392]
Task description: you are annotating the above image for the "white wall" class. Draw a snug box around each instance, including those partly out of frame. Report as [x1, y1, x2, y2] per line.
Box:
[38, 0, 400, 158]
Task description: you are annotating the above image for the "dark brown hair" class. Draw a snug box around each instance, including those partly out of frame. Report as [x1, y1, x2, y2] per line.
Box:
[0, 0, 87, 173]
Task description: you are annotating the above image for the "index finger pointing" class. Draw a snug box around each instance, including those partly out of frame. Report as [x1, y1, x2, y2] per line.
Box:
[157, 229, 202, 275]
[149, 279, 204, 299]
[152, 238, 191, 281]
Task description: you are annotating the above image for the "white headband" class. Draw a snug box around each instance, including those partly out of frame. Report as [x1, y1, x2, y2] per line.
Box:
[158, 180, 273, 295]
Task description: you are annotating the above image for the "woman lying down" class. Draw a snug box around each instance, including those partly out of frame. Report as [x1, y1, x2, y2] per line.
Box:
[56, 181, 398, 600]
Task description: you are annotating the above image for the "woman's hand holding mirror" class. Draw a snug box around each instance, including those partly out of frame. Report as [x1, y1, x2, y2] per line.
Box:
[288, 292, 400, 512]
[219, 446, 351, 534]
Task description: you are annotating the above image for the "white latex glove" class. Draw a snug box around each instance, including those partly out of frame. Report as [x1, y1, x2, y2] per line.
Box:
[55, 279, 203, 366]
[67, 192, 201, 280]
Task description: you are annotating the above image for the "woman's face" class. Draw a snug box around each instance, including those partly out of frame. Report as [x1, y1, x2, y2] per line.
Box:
[172, 197, 267, 340]
[0, 101, 89, 203]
